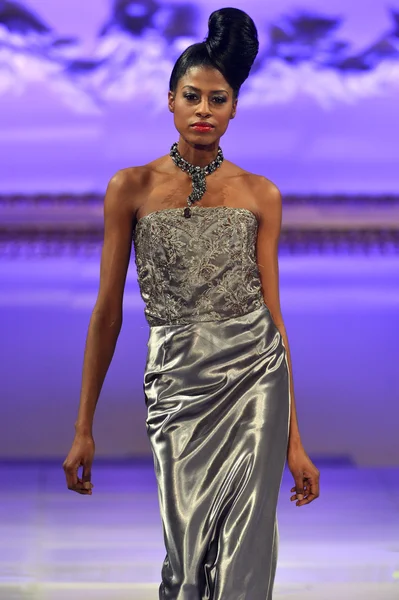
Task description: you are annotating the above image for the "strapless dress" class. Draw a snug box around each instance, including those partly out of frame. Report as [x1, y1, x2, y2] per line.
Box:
[133, 205, 290, 600]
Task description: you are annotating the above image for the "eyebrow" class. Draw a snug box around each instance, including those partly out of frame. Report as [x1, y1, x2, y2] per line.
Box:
[182, 85, 229, 95]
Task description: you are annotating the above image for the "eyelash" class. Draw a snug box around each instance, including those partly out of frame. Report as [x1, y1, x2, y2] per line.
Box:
[184, 93, 227, 104]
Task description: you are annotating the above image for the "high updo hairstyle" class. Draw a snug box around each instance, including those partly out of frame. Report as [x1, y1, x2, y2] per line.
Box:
[169, 7, 259, 100]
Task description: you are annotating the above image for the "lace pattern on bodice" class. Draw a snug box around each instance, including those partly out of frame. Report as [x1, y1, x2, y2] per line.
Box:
[132, 206, 265, 326]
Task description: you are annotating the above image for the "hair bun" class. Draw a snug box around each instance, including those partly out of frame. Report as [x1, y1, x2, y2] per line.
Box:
[205, 8, 259, 92]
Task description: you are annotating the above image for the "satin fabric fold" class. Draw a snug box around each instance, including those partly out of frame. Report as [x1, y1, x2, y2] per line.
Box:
[144, 302, 291, 600]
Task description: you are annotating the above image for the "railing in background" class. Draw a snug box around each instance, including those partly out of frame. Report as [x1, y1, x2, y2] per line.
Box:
[0, 194, 399, 256]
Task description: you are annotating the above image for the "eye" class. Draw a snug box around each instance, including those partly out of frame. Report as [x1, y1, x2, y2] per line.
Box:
[213, 96, 227, 104]
[184, 93, 198, 101]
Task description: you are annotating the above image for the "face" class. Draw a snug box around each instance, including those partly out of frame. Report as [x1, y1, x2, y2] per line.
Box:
[168, 66, 237, 146]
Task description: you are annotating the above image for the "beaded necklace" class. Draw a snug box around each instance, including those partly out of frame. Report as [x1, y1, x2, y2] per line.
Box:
[169, 142, 224, 218]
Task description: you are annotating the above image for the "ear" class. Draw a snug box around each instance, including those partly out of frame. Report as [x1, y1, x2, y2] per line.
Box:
[168, 90, 175, 113]
[230, 98, 238, 119]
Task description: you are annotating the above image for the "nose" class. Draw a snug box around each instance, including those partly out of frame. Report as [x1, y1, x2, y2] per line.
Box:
[195, 97, 211, 118]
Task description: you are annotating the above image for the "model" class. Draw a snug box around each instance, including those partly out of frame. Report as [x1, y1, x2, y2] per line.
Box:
[63, 7, 320, 599]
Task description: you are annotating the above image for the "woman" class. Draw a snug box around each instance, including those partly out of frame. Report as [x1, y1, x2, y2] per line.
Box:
[63, 7, 320, 599]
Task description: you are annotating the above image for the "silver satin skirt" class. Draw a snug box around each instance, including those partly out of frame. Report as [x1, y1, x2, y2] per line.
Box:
[144, 302, 291, 600]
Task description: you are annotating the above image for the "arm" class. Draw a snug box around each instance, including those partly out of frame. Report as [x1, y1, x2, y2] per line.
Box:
[75, 172, 134, 434]
[254, 179, 301, 448]
[63, 169, 136, 494]
[254, 177, 320, 506]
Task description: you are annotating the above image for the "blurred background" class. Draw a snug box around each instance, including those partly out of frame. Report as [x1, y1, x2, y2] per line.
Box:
[1, 0, 398, 598]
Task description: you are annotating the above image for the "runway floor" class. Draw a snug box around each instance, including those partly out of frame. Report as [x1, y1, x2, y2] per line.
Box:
[1, 461, 398, 600]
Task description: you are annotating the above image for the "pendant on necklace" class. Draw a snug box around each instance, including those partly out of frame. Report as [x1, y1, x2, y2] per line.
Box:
[169, 142, 224, 220]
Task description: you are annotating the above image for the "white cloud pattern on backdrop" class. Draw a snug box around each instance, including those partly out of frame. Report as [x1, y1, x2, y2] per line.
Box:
[0, 0, 398, 114]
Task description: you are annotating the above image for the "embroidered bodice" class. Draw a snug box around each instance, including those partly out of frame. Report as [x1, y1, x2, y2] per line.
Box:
[132, 205, 265, 326]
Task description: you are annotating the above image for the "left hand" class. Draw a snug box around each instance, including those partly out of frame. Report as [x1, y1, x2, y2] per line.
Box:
[287, 442, 320, 507]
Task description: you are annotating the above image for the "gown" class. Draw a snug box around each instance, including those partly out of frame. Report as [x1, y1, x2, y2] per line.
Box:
[132, 204, 291, 600]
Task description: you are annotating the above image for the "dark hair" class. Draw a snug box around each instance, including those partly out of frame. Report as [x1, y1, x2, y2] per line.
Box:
[169, 7, 259, 99]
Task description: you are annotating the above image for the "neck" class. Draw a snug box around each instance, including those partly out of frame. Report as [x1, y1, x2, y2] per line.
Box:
[177, 137, 220, 167]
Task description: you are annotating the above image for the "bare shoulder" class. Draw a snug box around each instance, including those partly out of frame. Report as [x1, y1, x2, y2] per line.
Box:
[104, 155, 170, 221]
[241, 170, 282, 223]
[242, 171, 282, 206]
[224, 161, 281, 198]
[104, 164, 155, 220]
[223, 161, 282, 221]
[106, 165, 151, 197]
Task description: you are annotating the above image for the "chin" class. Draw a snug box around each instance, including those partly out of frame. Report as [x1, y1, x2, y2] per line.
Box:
[188, 131, 218, 143]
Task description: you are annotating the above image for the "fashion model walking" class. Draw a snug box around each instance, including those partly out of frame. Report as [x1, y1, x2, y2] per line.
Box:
[63, 7, 320, 599]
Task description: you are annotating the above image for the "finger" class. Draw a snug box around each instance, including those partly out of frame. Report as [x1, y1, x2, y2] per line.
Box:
[291, 481, 309, 501]
[76, 476, 92, 494]
[69, 481, 92, 495]
[290, 485, 307, 500]
[63, 461, 79, 489]
[306, 473, 320, 493]
[73, 489, 92, 495]
[306, 474, 320, 498]
[82, 463, 94, 490]
[297, 474, 320, 505]
[82, 463, 91, 482]
[297, 493, 317, 506]
[63, 464, 91, 495]
[294, 475, 305, 501]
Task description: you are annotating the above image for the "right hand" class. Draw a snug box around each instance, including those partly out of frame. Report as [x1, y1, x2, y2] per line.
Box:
[63, 432, 95, 495]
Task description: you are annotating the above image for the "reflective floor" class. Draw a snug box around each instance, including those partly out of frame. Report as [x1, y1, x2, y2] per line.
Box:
[1, 462, 398, 599]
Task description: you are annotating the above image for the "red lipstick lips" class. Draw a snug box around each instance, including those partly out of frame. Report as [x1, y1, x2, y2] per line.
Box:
[191, 122, 214, 132]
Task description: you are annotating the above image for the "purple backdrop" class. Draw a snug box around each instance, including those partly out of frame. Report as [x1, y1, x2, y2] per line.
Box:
[1, 252, 398, 465]
[0, 0, 398, 193]
[1, 0, 398, 465]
